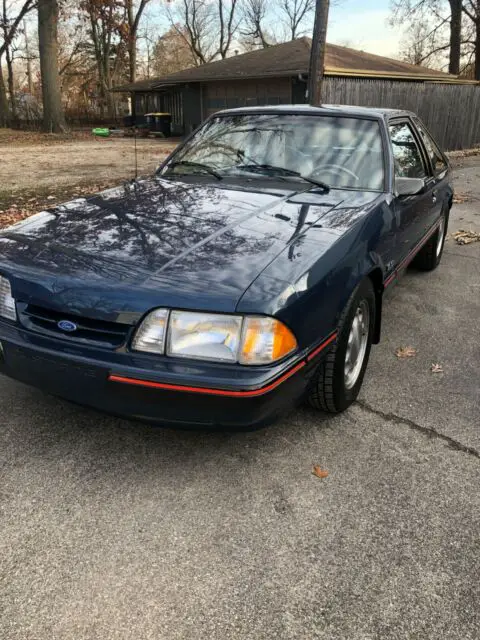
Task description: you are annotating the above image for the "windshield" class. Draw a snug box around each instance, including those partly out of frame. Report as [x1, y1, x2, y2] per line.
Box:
[162, 113, 385, 191]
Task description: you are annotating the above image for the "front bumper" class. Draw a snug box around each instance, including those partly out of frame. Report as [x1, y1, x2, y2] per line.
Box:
[0, 320, 336, 429]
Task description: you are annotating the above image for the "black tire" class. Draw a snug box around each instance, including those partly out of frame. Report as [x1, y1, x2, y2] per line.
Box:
[308, 278, 376, 414]
[412, 207, 449, 271]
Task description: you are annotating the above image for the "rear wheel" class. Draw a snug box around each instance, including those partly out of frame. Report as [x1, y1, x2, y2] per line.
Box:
[308, 278, 376, 414]
[413, 208, 449, 271]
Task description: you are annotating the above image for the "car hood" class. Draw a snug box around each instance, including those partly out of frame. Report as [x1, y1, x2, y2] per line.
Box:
[0, 177, 378, 321]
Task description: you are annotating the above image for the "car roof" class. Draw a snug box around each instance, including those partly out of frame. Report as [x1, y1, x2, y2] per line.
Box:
[214, 104, 411, 120]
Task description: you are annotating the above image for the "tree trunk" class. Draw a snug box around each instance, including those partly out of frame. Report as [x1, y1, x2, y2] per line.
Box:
[476, 16, 480, 81]
[0, 63, 11, 127]
[5, 44, 16, 120]
[24, 19, 34, 94]
[38, 0, 67, 132]
[129, 34, 137, 83]
[448, 0, 462, 75]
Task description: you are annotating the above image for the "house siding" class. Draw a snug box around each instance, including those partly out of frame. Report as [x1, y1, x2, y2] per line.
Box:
[131, 75, 480, 150]
[202, 78, 293, 118]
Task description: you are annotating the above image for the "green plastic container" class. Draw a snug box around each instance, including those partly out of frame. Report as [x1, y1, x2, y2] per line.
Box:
[92, 128, 110, 137]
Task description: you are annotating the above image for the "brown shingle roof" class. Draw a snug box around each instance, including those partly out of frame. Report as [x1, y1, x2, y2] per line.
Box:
[114, 37, 459, 92]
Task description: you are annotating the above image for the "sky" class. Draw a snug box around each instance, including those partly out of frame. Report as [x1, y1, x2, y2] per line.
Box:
[328, 0, 402, 58]
[139, 0, 403, 60]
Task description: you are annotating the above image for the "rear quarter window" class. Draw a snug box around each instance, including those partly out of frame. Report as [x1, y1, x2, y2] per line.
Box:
[413, 118, 448, 176]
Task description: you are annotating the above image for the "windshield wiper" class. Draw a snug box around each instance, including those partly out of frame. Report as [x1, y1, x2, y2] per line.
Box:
[236, 163, 329, 192]
[167, 160, 223, 180]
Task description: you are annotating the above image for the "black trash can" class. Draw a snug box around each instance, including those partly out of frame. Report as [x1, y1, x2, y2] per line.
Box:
[145, 112, 172, 137]
[145, 113, 156, 130]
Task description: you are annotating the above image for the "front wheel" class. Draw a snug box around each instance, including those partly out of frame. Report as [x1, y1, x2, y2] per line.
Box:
[307, 278, 376, 414]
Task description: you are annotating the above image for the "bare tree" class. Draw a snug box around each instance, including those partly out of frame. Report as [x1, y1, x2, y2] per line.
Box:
[81, 0, 124, 118]
[391, 0, 463, 74]
[280, 0, 315, 40]
[0, 0, 35, 125]
[217, 0, 240, 58]
[241, 0, 273, 48]
[462, 0, 480, 79]
[400, 16, 450, 66]
[149, 26, 196, 77]
[167, 0, 240, 64]
[123, 0, 151, 82]
[2, 0, 17, 118]
[38, 0, 67, 131]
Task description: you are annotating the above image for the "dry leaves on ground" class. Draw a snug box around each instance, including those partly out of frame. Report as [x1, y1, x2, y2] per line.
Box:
[0, 207, 32, 228]
[452, 229, 480, 245]
[312, 465, 329, 479]
[431, 363, 444, 373]
[452, 193, 470, 204]
[395, 346, 418, 359]
[0, 128, 91, 146]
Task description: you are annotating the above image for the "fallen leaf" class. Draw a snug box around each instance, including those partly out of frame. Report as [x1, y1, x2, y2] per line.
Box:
[395, 346, 418, 358]
[312, 465, 329, 479]
[452, 193, 470, 204]
[431, 363, 444, 373]
[453, 229, 480, 245]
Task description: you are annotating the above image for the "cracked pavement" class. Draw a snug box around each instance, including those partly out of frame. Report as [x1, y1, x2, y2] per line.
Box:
[1, 158, 479, 639]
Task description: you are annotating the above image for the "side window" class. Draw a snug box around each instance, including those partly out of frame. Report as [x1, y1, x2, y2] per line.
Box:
[413, 119, 448, 176]
[389, 122, 427, 179]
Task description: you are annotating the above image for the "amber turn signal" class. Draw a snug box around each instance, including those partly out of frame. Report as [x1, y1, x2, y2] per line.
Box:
[239, 317, 298, 365]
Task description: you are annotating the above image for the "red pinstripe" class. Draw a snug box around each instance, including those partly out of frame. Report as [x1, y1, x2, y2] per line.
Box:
[108, 332, 338, 397]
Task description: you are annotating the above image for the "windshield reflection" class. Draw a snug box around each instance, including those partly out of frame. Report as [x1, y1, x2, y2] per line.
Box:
[163, 114, 385, 191]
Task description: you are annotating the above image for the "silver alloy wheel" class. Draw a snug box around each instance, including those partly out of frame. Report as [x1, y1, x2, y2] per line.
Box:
[344, 301, 370, 390]
[436, 216, 445, 257]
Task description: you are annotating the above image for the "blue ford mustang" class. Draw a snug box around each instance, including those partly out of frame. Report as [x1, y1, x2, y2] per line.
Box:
[0, 106, 452, 428]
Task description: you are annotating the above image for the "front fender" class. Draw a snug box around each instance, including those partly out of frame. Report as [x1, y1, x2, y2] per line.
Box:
[238, 197, 391, 350]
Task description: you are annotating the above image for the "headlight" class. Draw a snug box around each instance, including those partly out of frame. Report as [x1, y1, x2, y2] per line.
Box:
[0, 276, 16, 321]
[132, 309, 298, 365]
[168, 311, 242, 362]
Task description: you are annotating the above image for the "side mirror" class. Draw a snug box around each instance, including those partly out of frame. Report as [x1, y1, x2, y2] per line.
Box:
[395, 177, 425, 197]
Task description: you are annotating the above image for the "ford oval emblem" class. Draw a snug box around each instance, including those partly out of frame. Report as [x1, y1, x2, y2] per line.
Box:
[57, 320, 78, 333]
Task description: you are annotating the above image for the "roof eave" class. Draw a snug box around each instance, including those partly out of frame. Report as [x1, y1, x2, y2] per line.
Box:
[111, 68, 480, 92]
[325, 67, 475, 83]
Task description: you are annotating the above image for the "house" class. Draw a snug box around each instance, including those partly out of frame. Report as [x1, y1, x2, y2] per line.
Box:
[112, 38, 480, 150]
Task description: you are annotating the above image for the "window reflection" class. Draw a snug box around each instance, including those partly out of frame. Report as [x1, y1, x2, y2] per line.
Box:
[389, 122, 426, 179]
[164, 114, 385, 191]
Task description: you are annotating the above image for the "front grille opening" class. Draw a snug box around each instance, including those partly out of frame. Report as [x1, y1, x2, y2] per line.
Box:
[18, 303, 131, 348]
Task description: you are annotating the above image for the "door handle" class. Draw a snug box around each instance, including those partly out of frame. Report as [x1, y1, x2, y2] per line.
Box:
[432, 191, 437, 204]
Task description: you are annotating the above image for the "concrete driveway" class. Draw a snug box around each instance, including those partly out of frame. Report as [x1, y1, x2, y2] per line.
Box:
[1, 159, 479, 640]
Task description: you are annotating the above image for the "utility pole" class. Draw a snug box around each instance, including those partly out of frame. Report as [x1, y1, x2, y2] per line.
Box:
[308, 0, 330, 105]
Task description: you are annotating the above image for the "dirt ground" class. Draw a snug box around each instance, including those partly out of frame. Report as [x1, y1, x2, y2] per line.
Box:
[0, 130, 177, 227]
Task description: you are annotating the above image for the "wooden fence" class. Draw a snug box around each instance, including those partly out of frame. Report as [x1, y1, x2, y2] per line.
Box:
[322, 77, 480, 151]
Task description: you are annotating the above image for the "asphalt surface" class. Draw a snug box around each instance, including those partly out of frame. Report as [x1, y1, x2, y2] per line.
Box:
[1, 159, 479, 639]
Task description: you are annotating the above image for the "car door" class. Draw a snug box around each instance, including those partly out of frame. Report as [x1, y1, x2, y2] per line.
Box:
[388, 118, 437, 268]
